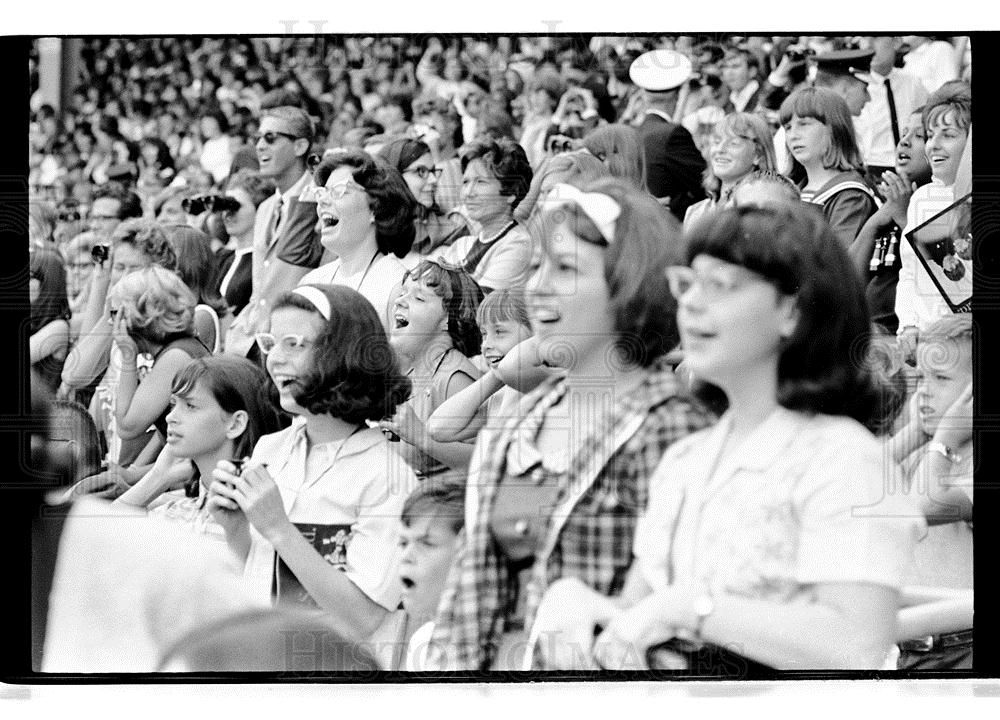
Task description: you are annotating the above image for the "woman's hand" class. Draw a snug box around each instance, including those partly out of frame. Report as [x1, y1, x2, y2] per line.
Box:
[73, 461, 134, 500]
[876, 170, 916, 228]
[591, 589, 681, 670]
[211, 460, 291, 542]
[934, 381, 973, 450]
[532, 577, 617, 670]
[379, 402, 425, 448]
[110, 309, 138, 359]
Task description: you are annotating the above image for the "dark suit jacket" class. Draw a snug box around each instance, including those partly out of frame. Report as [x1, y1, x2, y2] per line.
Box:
[637, 112, 707, 222]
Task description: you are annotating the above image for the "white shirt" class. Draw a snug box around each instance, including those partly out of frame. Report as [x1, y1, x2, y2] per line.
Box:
[242, 418, 418, 611]
[903, 40, 960, 95]
[855, 69, 928, 168]
[299, 252, 408, 333]
[730, 79, 760, 113]
[635, 408, 924, 602]
[432, 224, 534, 291]
[894, 180, 970, 331]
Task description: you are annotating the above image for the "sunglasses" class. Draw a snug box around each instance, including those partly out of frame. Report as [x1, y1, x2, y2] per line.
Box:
[254, 131, 300, 145]
[254, 332, 314, 355]
[406, 166, 443, 180]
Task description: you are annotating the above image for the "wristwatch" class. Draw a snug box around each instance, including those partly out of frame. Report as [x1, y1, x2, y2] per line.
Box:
[691, 595, 715, 641]
[928, 441, 963, 465]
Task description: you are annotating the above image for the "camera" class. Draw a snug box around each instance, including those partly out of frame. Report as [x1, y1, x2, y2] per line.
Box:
[182, 195, 242, 215]
[230, 459, 245, 476]
[91, 243, 111, 263]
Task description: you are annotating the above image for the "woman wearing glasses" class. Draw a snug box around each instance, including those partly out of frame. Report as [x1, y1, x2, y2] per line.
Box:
[299, 150, 415, 332]
[682, 112, 779, 231]
[208, 284, 416, 639]
[431, 138, 534, 293]
[532, 204, 923, 671]
[378, 138, 467, 262]
[426, 178, 714, 671]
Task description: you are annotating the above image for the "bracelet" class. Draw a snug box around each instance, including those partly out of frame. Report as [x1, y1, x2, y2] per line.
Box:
[928, 441, 962, 464]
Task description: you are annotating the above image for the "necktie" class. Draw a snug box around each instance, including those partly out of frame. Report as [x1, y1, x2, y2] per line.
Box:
[264, 194, 283, 248]
[885, 77, 900, 147]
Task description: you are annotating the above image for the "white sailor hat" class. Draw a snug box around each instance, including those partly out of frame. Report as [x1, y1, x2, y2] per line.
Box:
[628, 49, 693, 92]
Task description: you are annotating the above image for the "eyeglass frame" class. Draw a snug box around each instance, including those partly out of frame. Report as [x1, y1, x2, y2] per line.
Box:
[313, 178, 368, 203]
[664, 264, 776, 302]
[254, 332, 316, 356]
[405, 165, 444, 180]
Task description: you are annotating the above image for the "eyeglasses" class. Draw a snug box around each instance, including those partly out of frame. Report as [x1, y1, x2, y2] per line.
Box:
[664, 265, 768, 301]
[254, 131, 300, 145]
[313, 179, 367, 203]
[88, 213, 119, 222]
[406, 165, 443, 180]
[254, 332, 315, 355]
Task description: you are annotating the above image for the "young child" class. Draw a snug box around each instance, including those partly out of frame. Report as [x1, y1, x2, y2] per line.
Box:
[890, 314, 973, 669]
[380, 259, 485, 479]
[396, 482, 465, 671]
[426, 287, 544, 443]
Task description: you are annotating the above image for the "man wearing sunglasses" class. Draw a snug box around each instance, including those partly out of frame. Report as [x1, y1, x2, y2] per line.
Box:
[225, 106, 324, 361]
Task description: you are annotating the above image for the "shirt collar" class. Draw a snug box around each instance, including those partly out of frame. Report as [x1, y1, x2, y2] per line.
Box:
[288, 415, 384, 458]
[278, 170, 312, 205]
[731, 79, 760, 110]
[644, 108, 674, 123]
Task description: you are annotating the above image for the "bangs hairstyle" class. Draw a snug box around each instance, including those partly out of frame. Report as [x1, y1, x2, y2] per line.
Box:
[778, 87, 864, 180]
[171, 356, 288, 460]
[313, 149, 416, 258]
[922, 80, 971, 133]
[405, 260, 485, 358]
[476, 286, 531, 329]
[273, 285, 412, 423]
[460, 137, 534, 209]
[401, 480, 466, 535]
[683, 204, 880, 426]
[702, 112, 778, 201]
[529, 177, 685, 367]
[110, 265, 196, 344]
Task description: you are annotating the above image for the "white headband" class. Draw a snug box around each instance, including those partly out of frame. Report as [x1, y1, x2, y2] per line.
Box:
[546, 183, 621, 244]
[292, 286, 332, 321]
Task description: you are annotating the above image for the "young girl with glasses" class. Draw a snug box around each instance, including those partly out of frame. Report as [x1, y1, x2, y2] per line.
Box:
[208, 284, 416, 639]
[533, 203, 923, 671]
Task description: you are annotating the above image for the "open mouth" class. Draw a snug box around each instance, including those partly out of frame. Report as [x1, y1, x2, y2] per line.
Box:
[320, 213, 340, 228]
[272, 375, 300, 391]
[484, 354, 504, 366]
[400, 575, 415, 590]
[394, 313, 410, 329]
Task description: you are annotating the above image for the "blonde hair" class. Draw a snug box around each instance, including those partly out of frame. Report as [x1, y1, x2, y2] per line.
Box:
[109, 265, 196, 344]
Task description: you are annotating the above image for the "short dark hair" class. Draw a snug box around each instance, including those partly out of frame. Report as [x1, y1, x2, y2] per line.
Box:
[225, 169, 277, 208]
[313, 149, 417, 258]
[404, 259, 485, 358]
[273, 285, 411, 423]
[683, 204, 879, 425]
[722, 47, 759, 73]
[460, 137, 533, 209]
[401, 480, 465, 535]
[171, 355, 288, 461]
[529, 177, 685, 367]
[93, 182, 143, 220]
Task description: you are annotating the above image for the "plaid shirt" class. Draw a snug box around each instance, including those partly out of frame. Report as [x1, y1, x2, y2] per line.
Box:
[426, 358, 715, 671]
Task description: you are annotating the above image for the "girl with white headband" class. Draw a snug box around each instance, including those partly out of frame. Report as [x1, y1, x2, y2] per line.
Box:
[207, 284, 417, 641]
[425, 178, 715, 671]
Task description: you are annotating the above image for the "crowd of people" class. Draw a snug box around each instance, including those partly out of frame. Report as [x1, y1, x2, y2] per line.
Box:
[28, 34, 973, 674]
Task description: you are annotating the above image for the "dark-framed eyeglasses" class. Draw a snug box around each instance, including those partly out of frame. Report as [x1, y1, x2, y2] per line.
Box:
[254, 131, 300, 145]
[406, 166, 443, 180]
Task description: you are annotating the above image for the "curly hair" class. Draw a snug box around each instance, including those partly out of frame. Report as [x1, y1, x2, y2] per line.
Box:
[460, 137, 533, 210]
[313, 149, 417, 258]
[272, 285, 412, 423]
[109, 265, 196, 344]
[111, 218, 177, 271]
[404, 259, 484, 358]
[224, 168, 277, 208]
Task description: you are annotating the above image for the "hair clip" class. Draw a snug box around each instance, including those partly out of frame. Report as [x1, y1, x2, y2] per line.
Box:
[545, 182, 621, 243]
